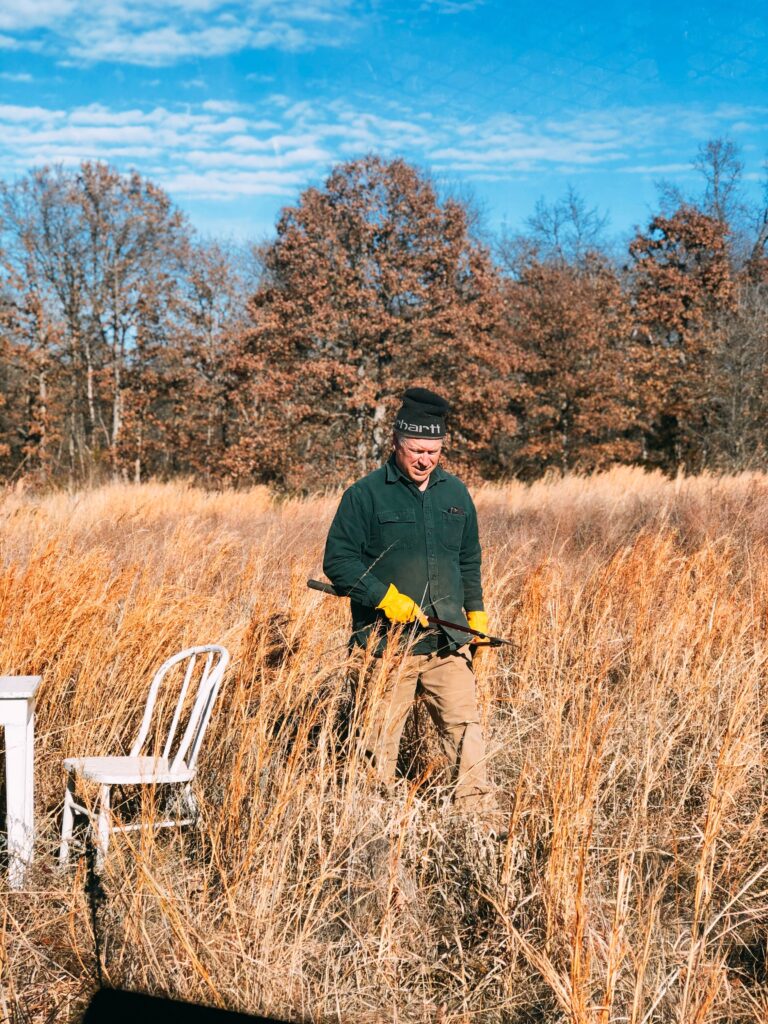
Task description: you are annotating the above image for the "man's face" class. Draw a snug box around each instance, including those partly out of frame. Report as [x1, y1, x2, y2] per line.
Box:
[394, 434, 443, 487]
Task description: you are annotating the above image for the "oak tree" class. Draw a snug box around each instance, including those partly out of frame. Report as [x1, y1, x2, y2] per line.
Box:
[505, 255, 639, 475]
[629, 205, 735, 470]
[226, 155, 526, 489]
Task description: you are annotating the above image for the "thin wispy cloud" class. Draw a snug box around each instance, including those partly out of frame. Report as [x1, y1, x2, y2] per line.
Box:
[1, 96, 763, 205]
[0, 0, 358, 65]
[201, 100, 248, 114]
[421, 1, 484, 11]
[619, 163, 693, 175]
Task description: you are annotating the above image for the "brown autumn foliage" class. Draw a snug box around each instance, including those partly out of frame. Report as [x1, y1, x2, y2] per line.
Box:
[117, 238, 251, 484]
[0, 163, 189, 480]
[0, 148, 767, 487]
[0, 166, 255, 485]
[629, 206, 736, 469]
[504, 254, 641, 476]
[706, 270, 768, 468]
[220, 155, 528, 489]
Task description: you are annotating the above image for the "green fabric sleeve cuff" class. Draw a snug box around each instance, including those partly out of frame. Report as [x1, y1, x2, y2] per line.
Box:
[366, 577, 389, 608]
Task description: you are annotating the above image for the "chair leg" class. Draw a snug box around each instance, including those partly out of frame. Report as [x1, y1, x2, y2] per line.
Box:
[96, 785, 111, 869]
[182, 783, 198, 821]
[59, 772, 76, 867]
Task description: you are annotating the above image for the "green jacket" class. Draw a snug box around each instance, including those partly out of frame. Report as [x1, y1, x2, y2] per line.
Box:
[322, 455, 484, 654]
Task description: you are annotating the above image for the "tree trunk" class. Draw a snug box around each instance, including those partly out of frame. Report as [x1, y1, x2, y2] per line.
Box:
[371, 402, 387, 465]
[36, 365, 47, 471]
[83, 337, 96, 446]
[111, 332, 122, 474]
[134, 405, 143, 483]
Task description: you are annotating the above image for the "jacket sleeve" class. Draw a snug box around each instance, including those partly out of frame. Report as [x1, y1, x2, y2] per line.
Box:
[460, 492, 484, 613]
[323, 484, 389, 609]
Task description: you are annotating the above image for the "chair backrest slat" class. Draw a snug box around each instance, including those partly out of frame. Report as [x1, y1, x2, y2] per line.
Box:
[172, 651, 217, 771]
[162, 654, 197, 760]
[130, 645, 230, 769]
[183, 652, 229, 770]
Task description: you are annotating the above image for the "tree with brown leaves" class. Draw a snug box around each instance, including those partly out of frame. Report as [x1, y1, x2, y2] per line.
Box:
[0, 162, 189, 481]
[504, 254, 640, 476]
[629, 205, 735, 470]
[224, 155, 526, 489]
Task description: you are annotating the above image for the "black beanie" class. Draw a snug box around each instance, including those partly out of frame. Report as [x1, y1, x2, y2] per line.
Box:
[394, 387, 449, 438]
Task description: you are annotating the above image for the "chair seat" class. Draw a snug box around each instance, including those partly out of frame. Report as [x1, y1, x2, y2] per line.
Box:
[63, 755, 195, 785]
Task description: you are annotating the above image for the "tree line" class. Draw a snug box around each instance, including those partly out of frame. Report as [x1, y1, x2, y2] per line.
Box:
[1, 142, 766, 490]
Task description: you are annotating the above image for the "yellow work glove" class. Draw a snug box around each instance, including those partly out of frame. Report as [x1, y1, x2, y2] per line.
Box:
[376, 584, 429, 626]
[467, 610, 491, 648]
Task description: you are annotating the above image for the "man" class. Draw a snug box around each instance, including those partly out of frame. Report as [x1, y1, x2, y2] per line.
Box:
[323, 386, 497, 818]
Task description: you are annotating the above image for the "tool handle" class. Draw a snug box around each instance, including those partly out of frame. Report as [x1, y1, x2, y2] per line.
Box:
[307, 578, 511, 647]
[307, 578, 340, 596]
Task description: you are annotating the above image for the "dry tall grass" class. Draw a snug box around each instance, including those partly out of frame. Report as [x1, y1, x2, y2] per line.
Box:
[1, 468, 767, 1023]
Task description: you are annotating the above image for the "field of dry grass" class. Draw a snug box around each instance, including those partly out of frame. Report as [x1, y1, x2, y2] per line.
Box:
[0, 467, 767, 1023]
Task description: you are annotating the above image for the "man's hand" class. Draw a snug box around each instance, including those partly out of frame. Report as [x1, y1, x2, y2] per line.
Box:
[377, 584, 429, 626]
[467, 610, 490, 648]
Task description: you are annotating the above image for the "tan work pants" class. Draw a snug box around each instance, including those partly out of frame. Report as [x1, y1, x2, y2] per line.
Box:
[361, 645, 492, 810]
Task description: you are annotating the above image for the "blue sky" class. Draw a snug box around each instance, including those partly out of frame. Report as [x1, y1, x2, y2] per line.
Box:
[0, 0, 766, 247]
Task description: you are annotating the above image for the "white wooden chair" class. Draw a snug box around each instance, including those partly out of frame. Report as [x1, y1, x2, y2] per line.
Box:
[59, 644, 230, 867]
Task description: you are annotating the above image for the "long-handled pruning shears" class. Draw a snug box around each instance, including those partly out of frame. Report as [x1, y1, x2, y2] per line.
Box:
[307, 579, 513, 648]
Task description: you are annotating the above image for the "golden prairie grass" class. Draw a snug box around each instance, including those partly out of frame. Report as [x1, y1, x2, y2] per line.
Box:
[0, 467, 767, 1023]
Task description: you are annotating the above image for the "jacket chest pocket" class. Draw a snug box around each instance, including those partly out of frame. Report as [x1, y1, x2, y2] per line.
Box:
[441, 508, 465, 550]
[376, 509, 417, 551]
